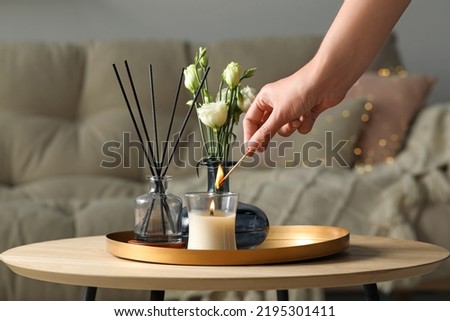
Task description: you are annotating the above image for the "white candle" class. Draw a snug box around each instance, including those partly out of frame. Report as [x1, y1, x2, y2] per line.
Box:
[187, 210, 237, 250]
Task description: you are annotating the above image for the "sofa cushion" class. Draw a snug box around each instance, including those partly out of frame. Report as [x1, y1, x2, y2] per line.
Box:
[0, 175, 145, 201]
[0, 41, 198, 186]
[346, 72, 436, 166]
[0, 109, 147, 184]
[78, 40, 192, 119]
[0, 43, 84, 120]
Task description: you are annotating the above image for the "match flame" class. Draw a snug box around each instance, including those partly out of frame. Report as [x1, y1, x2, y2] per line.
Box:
[214, 164, 224, 190]
[209, 200, 215, 216]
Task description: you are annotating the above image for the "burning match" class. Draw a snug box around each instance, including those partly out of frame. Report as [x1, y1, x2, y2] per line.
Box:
[215, 151, 250, 189]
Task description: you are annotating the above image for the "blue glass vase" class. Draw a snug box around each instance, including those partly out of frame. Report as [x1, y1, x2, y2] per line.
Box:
[182, 161, 269, 249]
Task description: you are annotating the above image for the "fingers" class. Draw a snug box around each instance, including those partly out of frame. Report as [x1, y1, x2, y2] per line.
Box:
[244, 101, 315, 154]
[244, 113, 279, 154]
[297, 113, 315, 134]
[243, 80, 326, 154]
[243, 97, 272, 144]
[279, 107, 321, 136]
[297, 105, 329, 134]
[277, 119, 301, 137]
[243, 93, 279, 155]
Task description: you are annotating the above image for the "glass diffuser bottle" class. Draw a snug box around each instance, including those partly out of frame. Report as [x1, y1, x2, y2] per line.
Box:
[134, 176, 183, 246]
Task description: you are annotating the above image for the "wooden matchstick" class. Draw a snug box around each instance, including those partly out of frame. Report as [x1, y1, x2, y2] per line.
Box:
[218, 151, 250, 187]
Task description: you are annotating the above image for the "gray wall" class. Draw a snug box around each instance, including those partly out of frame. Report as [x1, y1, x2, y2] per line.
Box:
[0, 0, 448, 104]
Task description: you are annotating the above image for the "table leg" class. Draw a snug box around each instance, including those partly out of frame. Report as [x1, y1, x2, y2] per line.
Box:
[276, 289, 289, 301]
[150, 290, 165, 301]
[363, 283, 380, 300]
[82, 286, 97, 301]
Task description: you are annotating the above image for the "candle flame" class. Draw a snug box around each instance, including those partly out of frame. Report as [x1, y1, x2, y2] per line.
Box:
[209, 200, 215, 216]
[214, 164, 224, 190]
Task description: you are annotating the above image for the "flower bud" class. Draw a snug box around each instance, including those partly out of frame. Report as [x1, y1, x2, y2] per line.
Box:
[197, 101, 229, 130]
[184, 64, 199, 94]
[198, 47, 208, 69]
[242, 67, 257, 79]
[222, 62, 240, 88]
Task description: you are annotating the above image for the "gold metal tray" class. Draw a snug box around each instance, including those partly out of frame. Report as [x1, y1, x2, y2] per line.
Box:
[106, 225, 350, 266]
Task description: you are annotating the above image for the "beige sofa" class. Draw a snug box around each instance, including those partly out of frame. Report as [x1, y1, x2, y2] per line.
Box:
[1, 34, 449, 300]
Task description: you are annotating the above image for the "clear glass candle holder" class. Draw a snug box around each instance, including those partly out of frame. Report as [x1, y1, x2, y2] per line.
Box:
[185, 192, 238, 250]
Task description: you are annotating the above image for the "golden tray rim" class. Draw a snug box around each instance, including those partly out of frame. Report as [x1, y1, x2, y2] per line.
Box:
[106, 225, 350, 266]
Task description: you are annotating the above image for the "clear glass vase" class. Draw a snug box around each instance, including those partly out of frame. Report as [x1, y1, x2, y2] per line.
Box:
[181, 161, 270, 249]
[134, 176, 183, 246]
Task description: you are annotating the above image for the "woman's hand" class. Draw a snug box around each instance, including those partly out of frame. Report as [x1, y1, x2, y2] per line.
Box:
[242, 0, 410, 154]
[243, 60, 346, 153]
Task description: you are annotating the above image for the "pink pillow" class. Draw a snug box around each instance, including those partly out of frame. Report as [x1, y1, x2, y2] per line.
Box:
[346, 72, 435, 165]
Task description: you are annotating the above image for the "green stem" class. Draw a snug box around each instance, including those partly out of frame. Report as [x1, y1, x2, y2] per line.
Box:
[207, 126, 216, 160]
[226, 89, 239, 163]
[197, 112, 208, 156]
[215, 128, 221, 161]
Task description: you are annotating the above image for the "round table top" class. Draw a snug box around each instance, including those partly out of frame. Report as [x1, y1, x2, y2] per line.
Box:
[1, 234, 448, 291]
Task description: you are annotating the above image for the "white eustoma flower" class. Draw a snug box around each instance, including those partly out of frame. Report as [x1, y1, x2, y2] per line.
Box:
[184, 64, 199, 94]
[238, 86, 257, 112]
[197, 101, 229, 130]
[222, 62, 240, 88]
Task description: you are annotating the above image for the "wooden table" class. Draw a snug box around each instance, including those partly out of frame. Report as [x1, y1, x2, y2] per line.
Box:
[1, 234, 448, 301]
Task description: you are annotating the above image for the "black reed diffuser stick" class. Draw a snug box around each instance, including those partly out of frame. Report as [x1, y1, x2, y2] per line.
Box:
[114, 61, 209, 176]
[112, 61, 209, 242]
[148, 65, 161, 171]
[161, 67, 210, 177]
[123, 60, 161, 175]
[112, 63, 156, 176]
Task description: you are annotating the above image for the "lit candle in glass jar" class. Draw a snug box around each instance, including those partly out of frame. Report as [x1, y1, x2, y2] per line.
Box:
[185, 192, 238, 250]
